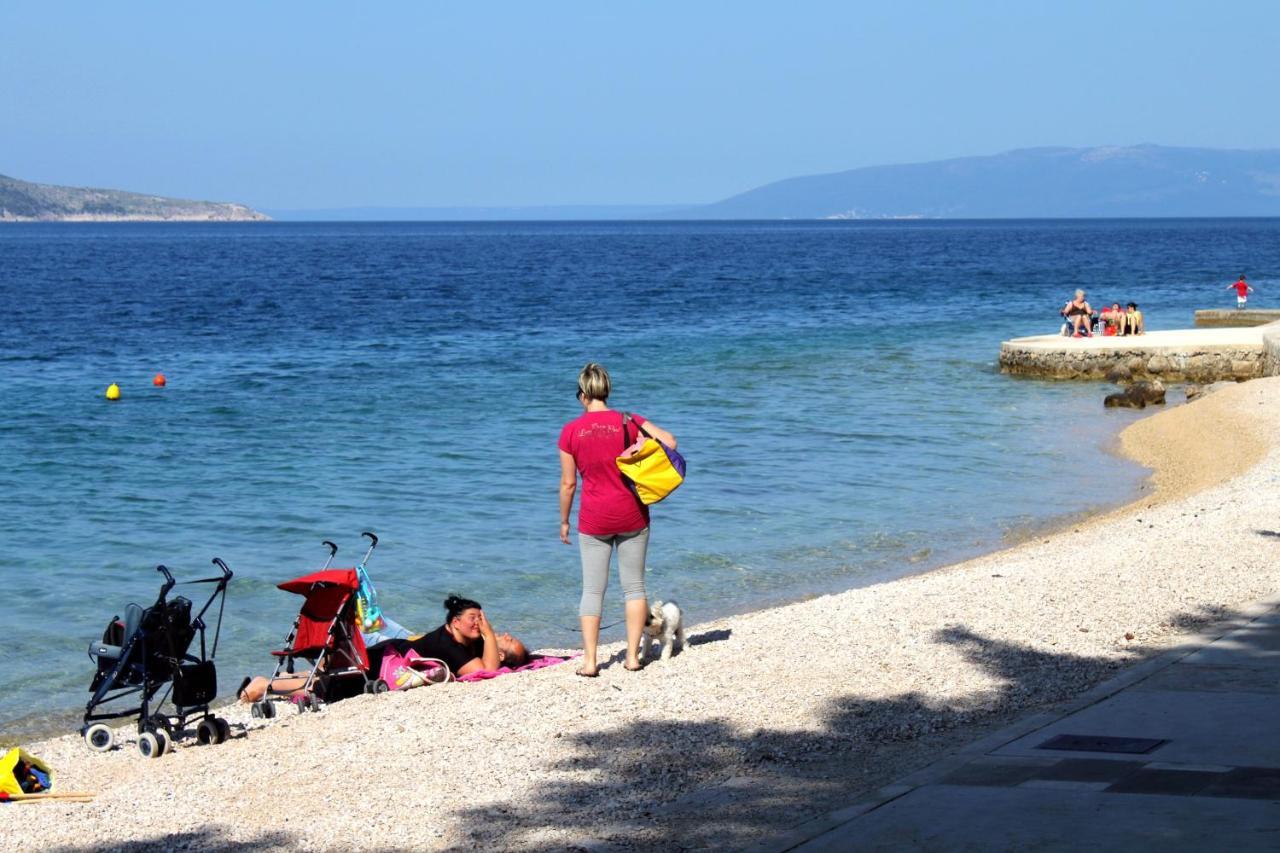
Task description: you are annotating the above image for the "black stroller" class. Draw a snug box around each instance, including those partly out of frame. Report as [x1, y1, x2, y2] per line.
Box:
[82, 559, 233, 758]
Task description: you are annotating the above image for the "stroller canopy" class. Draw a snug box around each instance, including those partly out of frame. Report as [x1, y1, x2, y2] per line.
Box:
[274, 569, 368, 668]
[278, 569, 359, 595]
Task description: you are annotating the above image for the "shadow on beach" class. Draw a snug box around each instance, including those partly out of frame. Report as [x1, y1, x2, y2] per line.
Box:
[50, 828, 297, 853]
[447, 603, 1259, 851]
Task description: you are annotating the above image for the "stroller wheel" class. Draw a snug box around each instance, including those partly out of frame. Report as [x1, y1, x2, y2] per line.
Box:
[367, 679, 390, 695]
[145, 714, 174, 737]
[155, 728, 172, 755]
[294, 695, 311, 713]
[196, 717, 220, 745]
[137, 731, 163, 759]
[84, 723, 114, 753]
[214, 717, 231, 744]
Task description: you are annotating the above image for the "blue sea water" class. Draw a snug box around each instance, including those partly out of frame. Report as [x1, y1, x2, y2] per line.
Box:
[2, 218, 1278, 739]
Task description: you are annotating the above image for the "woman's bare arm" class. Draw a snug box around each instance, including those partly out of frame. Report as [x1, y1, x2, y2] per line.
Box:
[641, 421, 677, 449]
[559, 450, 577, 544]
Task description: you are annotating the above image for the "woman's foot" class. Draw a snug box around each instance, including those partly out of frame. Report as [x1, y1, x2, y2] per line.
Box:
[575, 667, 599, 678]
[236, 676, 251, 701]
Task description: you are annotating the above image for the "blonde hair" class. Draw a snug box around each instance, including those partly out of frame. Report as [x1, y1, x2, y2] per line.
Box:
[577, 362, 611, 402]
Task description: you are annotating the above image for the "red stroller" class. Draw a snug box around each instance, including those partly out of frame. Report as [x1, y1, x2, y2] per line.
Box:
[250, 544, 388, 718]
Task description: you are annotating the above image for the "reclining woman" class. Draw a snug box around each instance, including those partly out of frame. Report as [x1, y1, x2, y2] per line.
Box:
[238, 595, 527, 702]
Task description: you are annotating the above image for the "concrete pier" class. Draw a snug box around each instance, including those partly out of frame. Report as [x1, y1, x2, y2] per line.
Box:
[999, 324, 1280, 382]
[1194, 308, 1280, 328]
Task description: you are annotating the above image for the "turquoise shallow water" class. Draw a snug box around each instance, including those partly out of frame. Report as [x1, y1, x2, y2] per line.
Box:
[2, 219, 1276, 739]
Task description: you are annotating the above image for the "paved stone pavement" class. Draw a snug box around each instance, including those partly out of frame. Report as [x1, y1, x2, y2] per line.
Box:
[766, 600, 1280, 852]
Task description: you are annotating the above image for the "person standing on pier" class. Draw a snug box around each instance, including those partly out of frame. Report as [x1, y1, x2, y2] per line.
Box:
[1229, 275, 1253, 309]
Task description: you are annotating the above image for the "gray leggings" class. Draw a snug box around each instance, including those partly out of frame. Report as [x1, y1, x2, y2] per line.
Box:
[578, 527, 650, 618]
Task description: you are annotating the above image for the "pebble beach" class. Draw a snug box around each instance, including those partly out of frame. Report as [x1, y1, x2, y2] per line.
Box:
[5, 377, 1279, 851]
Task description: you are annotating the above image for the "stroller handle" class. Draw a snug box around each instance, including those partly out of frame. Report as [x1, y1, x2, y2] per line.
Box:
[360, 531, 378, 566]
[211, 557, 234, 581]
[156, 564, 176, 593]
[320, 540, 338, 570]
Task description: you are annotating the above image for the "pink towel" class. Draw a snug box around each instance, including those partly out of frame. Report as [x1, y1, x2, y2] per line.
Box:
[456, 653, 576, 682]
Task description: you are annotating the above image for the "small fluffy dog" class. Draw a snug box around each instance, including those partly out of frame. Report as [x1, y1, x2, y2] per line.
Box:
[638, 599, 685, 662]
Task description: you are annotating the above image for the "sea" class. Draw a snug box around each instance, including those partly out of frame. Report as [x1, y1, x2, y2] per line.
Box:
[2, 218, 1277, 741]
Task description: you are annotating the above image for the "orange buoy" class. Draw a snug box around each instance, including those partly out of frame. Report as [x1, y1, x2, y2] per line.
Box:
[153, 373, 166, 387]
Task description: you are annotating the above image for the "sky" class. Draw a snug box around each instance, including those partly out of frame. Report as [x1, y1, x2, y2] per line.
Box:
[2, 2, 1278, 210]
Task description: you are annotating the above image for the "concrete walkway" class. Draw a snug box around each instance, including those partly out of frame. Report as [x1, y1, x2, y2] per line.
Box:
[1196, 309, 1280, 328]
[767, 600, 1280, 852]
[998, 325, 1272, 380]
[1005, 326, 1266, 353]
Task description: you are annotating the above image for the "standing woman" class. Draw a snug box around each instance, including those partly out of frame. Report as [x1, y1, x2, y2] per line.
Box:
[559, 363, 677, 676]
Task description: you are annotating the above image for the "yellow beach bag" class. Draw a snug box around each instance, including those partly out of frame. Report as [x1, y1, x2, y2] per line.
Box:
[616, 413, 686, 505]
[1, 747, 54, 795]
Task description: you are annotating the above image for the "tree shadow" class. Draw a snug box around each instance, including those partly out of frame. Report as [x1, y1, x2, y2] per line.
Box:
[49, 827, 296, 853]
[447, 603, 1266, 851]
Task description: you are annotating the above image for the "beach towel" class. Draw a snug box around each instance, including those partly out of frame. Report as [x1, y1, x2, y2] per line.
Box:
[456, 654, 575, 682]
[376, 647, 449, 690]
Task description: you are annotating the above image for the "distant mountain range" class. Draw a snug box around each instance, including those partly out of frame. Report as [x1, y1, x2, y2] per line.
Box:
[10, 145, 1280, 222]
[685, 145, 1280, 219]
[0, 174, 268, 222]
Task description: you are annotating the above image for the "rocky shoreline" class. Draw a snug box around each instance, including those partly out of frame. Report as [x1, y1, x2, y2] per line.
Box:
[1003, 344, 1265, 382]
[6, 380, 1280, 850]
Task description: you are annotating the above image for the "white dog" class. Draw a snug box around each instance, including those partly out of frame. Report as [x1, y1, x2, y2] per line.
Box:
[638, 600, 685, 662]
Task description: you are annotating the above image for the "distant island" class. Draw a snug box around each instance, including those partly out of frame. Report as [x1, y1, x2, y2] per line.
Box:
[683, 145, 1280, 219]
[0, 174, 268, 222]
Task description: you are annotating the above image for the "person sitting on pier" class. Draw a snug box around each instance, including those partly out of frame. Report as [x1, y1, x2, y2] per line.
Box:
[1061, 289, 1093, 337]
[1099, 302, 1124, 335]
[1122, 302, 1144, 336]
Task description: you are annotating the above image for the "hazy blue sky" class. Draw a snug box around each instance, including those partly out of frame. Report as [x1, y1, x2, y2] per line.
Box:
[2, 2, 1276, 209]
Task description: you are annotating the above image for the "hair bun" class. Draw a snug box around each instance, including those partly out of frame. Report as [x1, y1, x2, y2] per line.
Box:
[444, 594, 483, 621]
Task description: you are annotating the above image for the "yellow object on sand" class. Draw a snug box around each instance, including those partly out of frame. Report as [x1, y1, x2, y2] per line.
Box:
[105, 383, 121, 401]
[0, 747, 54, 796]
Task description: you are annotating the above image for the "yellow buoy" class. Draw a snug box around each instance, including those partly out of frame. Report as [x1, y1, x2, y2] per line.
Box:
[105, 383, 121, 401]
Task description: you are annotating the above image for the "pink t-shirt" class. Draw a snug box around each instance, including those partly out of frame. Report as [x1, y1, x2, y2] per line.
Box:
[559, 410, 649, 536]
